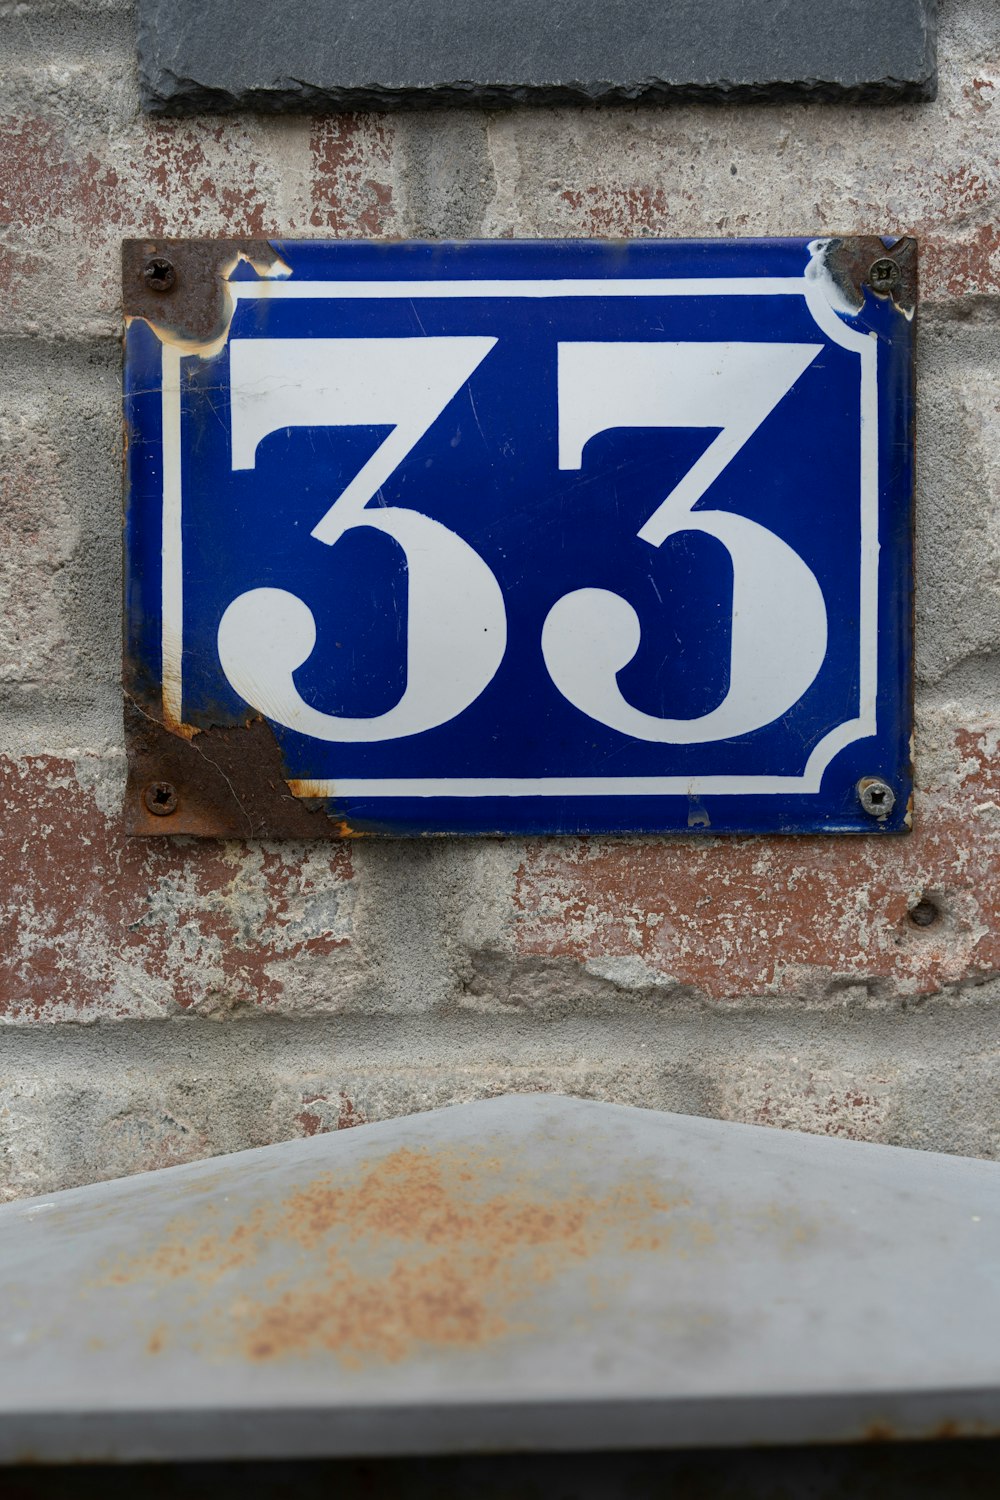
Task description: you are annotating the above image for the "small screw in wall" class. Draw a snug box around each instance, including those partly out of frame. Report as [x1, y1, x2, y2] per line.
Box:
[869, 257, 901, 297]
[143, 781, 178, 817]
[857, 777, 895, 820]
[143, 256, 176, 293]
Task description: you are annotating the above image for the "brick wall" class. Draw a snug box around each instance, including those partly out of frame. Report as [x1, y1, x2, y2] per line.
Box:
[1, 0, 997, 1198]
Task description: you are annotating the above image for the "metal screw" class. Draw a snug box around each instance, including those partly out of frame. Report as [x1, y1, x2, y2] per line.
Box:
[857, 777, 895, 820]
[142, 256, 176, 293]
[869, 257, 901, 297]
[143, 781, 178, 817]
[909, 897, 939, 928]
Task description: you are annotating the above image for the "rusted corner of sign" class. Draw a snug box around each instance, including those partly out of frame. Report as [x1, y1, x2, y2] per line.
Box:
[122, 237, 289, 347]
[123, 699, 345, 839]
[822, 235, 918, 318]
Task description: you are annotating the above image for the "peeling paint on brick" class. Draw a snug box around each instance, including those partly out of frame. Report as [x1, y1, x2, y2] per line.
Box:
[310, 115, 398, 235]
[0, 756, 356, 1021]
[0, 444, 74, 687]
[727, 1066, 893, 1141]
[513, 722, 1000, 1001]
[294, 1091, 369, 1137]
[0, 114, 278, 242]
[0, 109, 301, 331]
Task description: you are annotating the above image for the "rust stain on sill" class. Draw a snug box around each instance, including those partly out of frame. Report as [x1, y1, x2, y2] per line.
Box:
[100, 1141, 692, 1368]
[859, 1417, 1000, 1443]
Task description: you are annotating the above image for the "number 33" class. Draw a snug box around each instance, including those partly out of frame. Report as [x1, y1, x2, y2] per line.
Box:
[218, 336, 827, 745]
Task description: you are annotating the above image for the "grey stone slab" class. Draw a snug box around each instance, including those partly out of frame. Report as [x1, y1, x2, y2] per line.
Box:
[138, 0, 938, 114]
[1, 1094, 998, 1463]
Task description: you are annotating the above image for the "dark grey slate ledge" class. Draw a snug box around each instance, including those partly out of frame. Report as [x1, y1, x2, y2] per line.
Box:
[138, 0, 938, 115]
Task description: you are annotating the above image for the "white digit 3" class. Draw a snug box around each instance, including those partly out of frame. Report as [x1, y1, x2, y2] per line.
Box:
[218, 337, 507, 742]
[543, 342, 829, 743]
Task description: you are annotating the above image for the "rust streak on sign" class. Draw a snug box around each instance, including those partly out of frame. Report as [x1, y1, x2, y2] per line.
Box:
[100, 1143, 694, 1366]
[124, 702, 336, 839]
[823, 235, 919, 314]
[121, 240, 373, 838]
[122, 238, 290, 348]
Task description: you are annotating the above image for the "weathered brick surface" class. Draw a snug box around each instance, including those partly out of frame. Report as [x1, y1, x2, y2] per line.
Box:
[0, 753, 519, 1023]
[0, 27, 401, 333]
[0, 103, 314, 332]
[3, 1000, 999, 1201]
[476, 6, 999, 306]
[0, 0, 998, 1195]
[2, 715, 998, 1022]
[915, 309, 1000, 687]
[512, 716, 1000, 1002]
[0, 756, 357, 1022]
[0, 342, 120, 727]
[310, 116, 399, 236]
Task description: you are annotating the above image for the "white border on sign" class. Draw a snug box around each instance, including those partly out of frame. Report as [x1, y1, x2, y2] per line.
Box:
[159, 270, 878, 799]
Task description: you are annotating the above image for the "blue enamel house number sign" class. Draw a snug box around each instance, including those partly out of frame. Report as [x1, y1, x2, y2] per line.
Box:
[123, 238, 914, 837]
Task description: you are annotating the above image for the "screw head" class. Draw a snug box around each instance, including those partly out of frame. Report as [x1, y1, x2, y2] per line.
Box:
[909, 897, 939, 928]
[143, 780, 178, 817]
[869, 257, 901, 297]
[142, 256, 176, 293]
[857, 777, 895, 820]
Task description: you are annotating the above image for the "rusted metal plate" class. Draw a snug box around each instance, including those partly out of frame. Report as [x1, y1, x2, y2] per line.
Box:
[1, 1095, 998, 1464]
[123, 237, 915, 838]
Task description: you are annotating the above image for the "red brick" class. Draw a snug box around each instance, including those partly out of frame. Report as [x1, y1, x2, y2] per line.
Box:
[513, 723, 1000, 1001]
[0, 757, 355, 1021]
[0, 108, 292, 333]
[309, 116, 398, 235]
[0, 114, 276, 240]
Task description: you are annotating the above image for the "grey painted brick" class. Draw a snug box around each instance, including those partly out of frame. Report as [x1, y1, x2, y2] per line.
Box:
[915, 308, 1000, 691]
[138, 0, 937, 114]
[2, 1002, 999, 1199]
[0, 340, 122, 746]
[0, 1, 135, 70]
